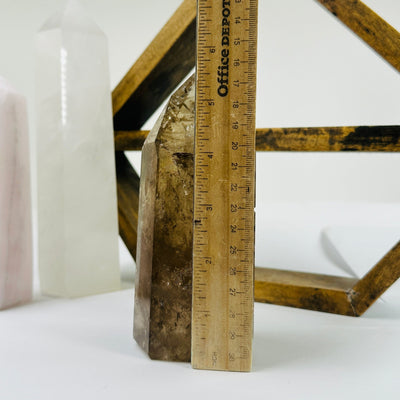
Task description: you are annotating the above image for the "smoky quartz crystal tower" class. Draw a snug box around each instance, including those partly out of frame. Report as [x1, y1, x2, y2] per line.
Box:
[134, 76, 195, 361]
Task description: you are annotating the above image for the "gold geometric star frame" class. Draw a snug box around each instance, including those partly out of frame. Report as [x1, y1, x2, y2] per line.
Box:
[112, 0, 400, 317]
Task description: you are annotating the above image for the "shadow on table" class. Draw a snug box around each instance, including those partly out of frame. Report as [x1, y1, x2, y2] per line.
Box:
[361, 298, 400, 320]
[252, 331, 344, 372]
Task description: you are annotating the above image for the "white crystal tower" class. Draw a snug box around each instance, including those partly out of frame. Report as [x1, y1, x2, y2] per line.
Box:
[0, 77, 33, 309]
[36, 0, 120, 297]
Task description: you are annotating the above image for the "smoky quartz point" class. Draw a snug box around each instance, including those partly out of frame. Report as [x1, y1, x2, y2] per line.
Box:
[134, 76, 195, 361]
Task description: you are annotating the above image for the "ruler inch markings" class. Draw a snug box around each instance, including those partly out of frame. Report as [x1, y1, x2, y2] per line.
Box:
[192, 0, 258, 372]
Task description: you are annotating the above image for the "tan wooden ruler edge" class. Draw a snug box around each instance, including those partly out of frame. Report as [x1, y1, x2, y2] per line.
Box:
[192, 0, 258, 372]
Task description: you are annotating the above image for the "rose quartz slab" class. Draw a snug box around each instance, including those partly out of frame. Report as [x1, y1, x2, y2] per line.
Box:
[0, 77, 33, 309]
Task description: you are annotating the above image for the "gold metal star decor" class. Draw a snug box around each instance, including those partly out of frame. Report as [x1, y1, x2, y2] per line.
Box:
[112, 0, 400, 320]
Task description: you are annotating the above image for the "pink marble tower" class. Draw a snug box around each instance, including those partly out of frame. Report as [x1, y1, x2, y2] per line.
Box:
[0, 77, 33, 309]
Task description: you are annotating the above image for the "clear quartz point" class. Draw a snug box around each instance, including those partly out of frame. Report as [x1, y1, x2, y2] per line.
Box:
[0, 77, 33, 309]
[35, 0, 120, 297]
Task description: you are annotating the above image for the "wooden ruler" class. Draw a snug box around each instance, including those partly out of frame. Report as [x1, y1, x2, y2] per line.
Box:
[192, 0, 258, 372]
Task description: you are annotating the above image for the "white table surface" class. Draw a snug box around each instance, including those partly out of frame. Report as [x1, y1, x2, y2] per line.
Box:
[1, 203, 399, 400]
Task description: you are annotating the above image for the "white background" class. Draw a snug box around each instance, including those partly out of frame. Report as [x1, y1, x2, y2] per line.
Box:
[0, 0, 400, 399]
[0, 0, 400, 203]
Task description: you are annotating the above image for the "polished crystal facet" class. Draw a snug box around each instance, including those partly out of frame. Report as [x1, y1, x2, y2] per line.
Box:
[35, 0, 120, 297]
[134, 76, 195, 361]
[0, 77, 33, 309]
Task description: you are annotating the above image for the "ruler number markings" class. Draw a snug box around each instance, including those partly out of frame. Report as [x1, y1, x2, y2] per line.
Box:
[192, 0, 257, 372]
